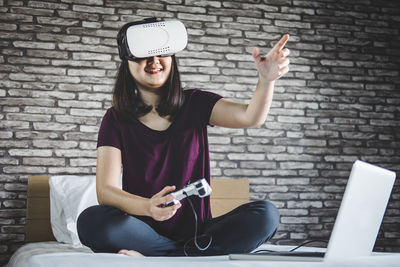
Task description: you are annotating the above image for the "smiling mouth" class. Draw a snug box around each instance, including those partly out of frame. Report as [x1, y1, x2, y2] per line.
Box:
[145, 68, 163, 74]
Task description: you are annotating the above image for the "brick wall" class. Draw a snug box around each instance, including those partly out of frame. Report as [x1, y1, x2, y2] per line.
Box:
[1, 0, 400, 264]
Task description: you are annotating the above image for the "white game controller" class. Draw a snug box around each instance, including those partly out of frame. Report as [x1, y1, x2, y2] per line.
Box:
[164, 178, 212, 207]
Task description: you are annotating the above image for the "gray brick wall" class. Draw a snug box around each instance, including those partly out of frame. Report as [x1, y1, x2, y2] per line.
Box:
[1, 0, 400, 264]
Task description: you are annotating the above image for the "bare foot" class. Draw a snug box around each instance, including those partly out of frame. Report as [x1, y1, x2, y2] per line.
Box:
[118, 249, 145, 257]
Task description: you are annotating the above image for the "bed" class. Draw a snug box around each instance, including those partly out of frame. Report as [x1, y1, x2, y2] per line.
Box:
[7, 176, 400, 267]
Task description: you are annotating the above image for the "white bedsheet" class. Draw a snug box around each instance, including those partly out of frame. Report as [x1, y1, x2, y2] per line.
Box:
[7, 241, 400, 267]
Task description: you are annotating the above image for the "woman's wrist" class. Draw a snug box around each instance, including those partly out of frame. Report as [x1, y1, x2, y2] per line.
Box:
[258, 76, 276, 87]
[123, 194, 152, 217]
[144, 198, 152, 217]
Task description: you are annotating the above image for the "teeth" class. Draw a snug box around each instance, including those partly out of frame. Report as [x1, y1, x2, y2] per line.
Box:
[147, 68, 162, 73]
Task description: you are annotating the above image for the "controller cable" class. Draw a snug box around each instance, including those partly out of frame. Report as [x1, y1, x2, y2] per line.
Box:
[182, 191, 212, 256]
[253, 240, 328, 253]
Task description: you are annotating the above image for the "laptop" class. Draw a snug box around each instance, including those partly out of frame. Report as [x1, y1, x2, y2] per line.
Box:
[229, 160, 396, 261]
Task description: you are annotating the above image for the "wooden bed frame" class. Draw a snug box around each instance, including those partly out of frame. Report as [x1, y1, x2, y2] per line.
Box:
[26, 176, 249, 242]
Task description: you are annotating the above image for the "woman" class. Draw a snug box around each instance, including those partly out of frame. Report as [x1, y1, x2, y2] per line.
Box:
[77, 18, 290, 256]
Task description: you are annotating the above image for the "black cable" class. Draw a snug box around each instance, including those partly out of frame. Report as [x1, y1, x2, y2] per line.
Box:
[253, 240, 328, 254]
[289, 240, 328, 252]
[182, 192, 212, 256]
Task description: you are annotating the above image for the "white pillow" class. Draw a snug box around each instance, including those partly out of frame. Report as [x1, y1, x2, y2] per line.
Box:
[49, 175, 98, 247]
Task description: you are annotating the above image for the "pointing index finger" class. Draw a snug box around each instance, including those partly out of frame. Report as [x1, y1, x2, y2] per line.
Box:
[273, 34, 289, 52]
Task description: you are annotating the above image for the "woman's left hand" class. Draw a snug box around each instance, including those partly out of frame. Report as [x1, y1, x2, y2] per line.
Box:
[252, 34, 290, 83]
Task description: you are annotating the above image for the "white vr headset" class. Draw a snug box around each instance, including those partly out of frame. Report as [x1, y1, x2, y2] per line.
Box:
[118, 18, 188, 61]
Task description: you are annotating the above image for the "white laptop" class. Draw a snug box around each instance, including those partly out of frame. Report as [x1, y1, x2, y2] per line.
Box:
[229, 160, 396, 262]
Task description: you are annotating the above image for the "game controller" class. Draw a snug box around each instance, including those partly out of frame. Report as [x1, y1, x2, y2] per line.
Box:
[164, 178, 212, 207]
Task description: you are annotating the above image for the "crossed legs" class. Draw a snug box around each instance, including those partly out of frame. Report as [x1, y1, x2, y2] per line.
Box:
[77, 200, 280, 256]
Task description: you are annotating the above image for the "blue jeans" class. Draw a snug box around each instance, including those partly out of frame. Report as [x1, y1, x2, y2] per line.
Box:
[77, 200, 279, 256]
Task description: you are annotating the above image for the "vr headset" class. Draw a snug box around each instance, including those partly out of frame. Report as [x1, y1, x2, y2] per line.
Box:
[118, 18, 188, 61]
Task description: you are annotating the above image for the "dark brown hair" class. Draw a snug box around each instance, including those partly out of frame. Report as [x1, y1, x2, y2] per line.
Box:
[112, 19, 185, 122]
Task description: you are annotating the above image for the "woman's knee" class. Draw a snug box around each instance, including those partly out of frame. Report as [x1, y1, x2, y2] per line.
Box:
[251, 200, 280, 237]
[77, 205, 122, 251]
[77, 205, 106, 236]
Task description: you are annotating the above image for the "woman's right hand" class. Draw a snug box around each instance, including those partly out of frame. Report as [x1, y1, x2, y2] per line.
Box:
[148, 186, 182, 221]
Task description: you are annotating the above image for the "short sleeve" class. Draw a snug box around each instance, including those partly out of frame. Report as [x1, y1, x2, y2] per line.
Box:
[190, 89, 223, 127]
[97, 108, 122, 150]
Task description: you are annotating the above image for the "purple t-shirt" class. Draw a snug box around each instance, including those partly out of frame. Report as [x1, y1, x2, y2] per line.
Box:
[97, 89, 223, 240]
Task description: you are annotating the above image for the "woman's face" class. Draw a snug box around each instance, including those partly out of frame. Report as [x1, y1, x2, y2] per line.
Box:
[128, 56, 172, 92]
